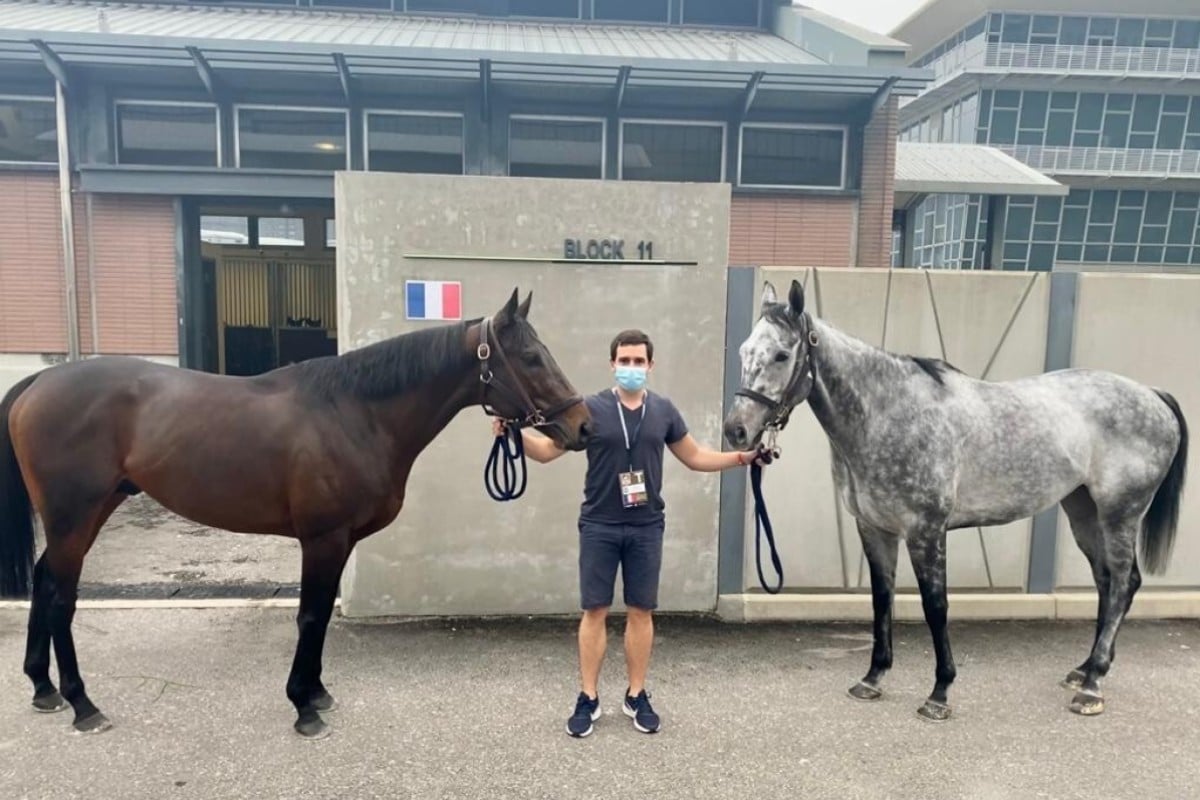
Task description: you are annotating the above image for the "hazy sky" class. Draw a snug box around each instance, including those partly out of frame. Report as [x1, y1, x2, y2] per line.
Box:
[796, 0, 931, 37]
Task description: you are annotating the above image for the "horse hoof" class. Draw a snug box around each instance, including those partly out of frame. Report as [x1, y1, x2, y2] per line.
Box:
[1061, 670, 1086, 691]
[311, 690, 337, 713]
[294, 715, 331, 740]
[32, 691, 68, 713]
[73, 712, 112, 734]
[917, 700, 952, 723]
[848, 681, 883, 701]
[1069, 692, 1105, 716]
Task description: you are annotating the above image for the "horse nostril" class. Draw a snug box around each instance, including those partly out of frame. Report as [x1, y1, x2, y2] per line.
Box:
[579, 422, 592, 440]
[724, 421, 748, 445]
[735, 424, 747, 443]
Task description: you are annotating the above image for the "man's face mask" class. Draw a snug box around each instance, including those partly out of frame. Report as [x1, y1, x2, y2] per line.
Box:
[615, 366, 647, 392]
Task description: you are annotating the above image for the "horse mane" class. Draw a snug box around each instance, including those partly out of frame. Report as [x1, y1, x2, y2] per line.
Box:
[292, 317, 484, 402]
[909, 356, 962, 386]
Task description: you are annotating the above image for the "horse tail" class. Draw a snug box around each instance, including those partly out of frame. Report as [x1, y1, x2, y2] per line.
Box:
[1142, 389, 1188, 576]
[0, 372, 39, 599]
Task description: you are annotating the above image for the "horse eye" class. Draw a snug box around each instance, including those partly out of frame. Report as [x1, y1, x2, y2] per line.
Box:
[522, 352, 541, 367]
[774, 351, 790, 363]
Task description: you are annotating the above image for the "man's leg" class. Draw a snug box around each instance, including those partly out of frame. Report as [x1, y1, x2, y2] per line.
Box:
[579, 607, 609, 699]
[577, 521, 622, 698]
[620, 523, 664, 733]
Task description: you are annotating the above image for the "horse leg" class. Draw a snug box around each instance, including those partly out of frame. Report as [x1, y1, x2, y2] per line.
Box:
[907, 529, 955, 722]
[848, 522, 899, 702]
[24, 553, 67, 712]
[287, 531, 351, 739]
[1060, 487, 1109, 691]
[1069, 512, 1143, 717]
[43, 492, 124, 733]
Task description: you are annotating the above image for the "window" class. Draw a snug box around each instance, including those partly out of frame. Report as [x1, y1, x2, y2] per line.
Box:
[200, 215, 249, 245]
[0, 96, 56, 163]
[325, 218, 336, 249]
[620, 121, 724, 183]
[115, 102, 218, 167]
[594, 0, 668, 23]
[365, 112, 463, 174]
[682, 0, 759, 27]
[509, 116, 604, 179]
[508, 0, 579, 18]
[739, 125, 845, 189]
[236, 107, 347, 171]
[258, 217, 305, 248]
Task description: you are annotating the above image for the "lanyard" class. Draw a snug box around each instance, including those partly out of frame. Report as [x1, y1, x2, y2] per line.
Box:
[615, 390, 647, 471]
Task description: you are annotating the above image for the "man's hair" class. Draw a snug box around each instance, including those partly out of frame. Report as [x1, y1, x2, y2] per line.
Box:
[610, 329, 654, 362]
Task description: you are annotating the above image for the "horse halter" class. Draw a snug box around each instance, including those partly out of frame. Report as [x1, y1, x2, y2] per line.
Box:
[734, 311, 820, 436]
[476, 316, 581, 429]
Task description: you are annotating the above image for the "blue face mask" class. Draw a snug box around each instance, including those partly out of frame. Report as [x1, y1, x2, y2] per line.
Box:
[615, 366, 648, 392]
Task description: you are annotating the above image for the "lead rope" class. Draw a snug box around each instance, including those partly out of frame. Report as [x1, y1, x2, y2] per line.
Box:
[751, 431, 784, 594]
[485, 421, 528, 502]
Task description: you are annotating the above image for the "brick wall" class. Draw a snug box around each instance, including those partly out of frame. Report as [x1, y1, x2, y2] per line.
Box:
[729, 194, 856, 267]
[856, 94, 898, 269]
[0, 171, 177, 356]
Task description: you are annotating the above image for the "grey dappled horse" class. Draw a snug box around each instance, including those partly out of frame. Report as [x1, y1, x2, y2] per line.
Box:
[724, 279, 1188, 721]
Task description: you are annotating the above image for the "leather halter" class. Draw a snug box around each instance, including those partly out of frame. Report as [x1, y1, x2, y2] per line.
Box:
[734, 311, 819, 434]
[477, 316, 581, 429]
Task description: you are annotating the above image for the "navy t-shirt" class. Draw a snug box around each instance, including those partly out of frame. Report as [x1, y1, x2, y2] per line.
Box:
[578, 388, 689, 527]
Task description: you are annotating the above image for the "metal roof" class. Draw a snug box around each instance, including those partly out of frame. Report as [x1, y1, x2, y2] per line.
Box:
[0, 0, 824, 64]
[0, 0, 932, 97]
[895, 142, 1068, 205]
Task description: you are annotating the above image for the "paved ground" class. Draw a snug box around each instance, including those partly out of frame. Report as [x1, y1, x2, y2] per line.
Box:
[0, 610, 1197, 800]
[76, 495, 300, 598]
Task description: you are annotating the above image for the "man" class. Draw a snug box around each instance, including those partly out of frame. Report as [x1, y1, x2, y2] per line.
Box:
[493, 329, 767, 738]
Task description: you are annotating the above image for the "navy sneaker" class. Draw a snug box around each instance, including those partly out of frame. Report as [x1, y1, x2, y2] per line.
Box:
[623, 689, 660, 733]
[566, 692, 601, 738]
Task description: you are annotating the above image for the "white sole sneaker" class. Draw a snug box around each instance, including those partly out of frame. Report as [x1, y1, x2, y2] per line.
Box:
[566, 705, 602, 738]
[622, 701, 659, 734]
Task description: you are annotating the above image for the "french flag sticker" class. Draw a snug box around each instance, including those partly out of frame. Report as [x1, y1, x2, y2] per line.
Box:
[405, 280, 463, 321]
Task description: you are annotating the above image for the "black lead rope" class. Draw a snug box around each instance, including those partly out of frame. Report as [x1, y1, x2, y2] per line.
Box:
[485, 423, 528, 502]
[750, 459, 784, 594]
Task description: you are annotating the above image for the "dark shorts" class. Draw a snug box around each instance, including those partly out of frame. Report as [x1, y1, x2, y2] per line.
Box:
[578, 520, 665, 611]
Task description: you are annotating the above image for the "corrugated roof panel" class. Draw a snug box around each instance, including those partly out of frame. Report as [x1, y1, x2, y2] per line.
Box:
[0, 0, 825, 64]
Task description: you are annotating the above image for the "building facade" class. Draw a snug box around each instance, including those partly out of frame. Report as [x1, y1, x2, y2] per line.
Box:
[891, 2, 1200, 272]
[0, 0, 926, 390]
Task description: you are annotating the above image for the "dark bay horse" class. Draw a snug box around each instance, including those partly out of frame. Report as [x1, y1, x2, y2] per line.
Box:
[0, 288, 590, 739]
[725, 279, 1188, 721]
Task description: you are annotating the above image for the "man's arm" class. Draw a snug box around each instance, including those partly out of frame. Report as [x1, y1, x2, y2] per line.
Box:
[667, 434, 756, 472]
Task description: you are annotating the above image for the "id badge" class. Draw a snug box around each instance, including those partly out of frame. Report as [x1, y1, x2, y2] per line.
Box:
[619, 470, 648, 508]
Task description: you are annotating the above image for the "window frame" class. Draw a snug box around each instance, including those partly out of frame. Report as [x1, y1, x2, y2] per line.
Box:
[617, 118, 727, 183]
[736, 122, 848, 191]
[507, 113, 607, 180]
[112, 99, 221, 168]
[233, 104, 351, 171]
[362, 109, 466, 174]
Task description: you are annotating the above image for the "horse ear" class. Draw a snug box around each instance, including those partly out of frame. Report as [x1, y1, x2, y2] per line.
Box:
[498, 287, 520, 324]
[760, 281, 778, 312]
[788, 280, 805, 318]
[517, 291, 532, 319]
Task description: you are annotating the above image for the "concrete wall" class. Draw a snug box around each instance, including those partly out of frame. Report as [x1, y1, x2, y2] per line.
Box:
[336, 173, 731, 617]
[1055, 273, 1200, 589]
[742, 267, 1051, 591]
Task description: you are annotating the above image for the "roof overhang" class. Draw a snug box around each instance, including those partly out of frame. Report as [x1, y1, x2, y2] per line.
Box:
[894, 141, 1068, 208]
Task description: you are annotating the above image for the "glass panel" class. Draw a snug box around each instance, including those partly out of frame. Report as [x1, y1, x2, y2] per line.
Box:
[1116, 18, 1145, 46]
[258, 217, 305, 247]
[1128, 133, 1156, 149]
[200, 215, 248, 245]
[1156, 117, 1184, 149]
[1138, 245, 1164, 262]
[1076, 94, 1105, 130]
[366, 113, 462, 174]
[1175, 21, 1200, 49]
[993, 90, 1021, 109]
[1073, 132, 1099, 147]
[1057, 243, 1083, 261]
[116, 103, 218, 167]
[1090, 191, 1117, 224]
[508, 0, 580, 18]
[1168, 210, 1197, 245]
[966, 17, 986, 38]
[408, 0, 478, 10]
[312, 0, 390, 8]
[594, 0, 668, 23]
[1110, 245, 1136, 262]
[1145, 193, 1172, 225]
[324, 218, 336, 248]
[1035, 198, 1061, 223]
[1033, 223, 1058, 241]
[1005, 205, 1033, 240]
[1019, 91, 1048, 129]
[1086, 225, 1113, 244]
[1114, 209, 1142, 243]
[682, 0, 758, 26]
[1101, 113, 1130, 148]
[1132, 96, 1162, 133]
[621, 123, 723, 183]
[1048, 113, 1073, 146]
[1050, 92, 1077, 111]
[1164, 96, 1190, 114]
[1016, 129, 1043, 145]
[1060, 17, 1087, 45]
[237, 108, 346, 170]
[1106, 95, 1133, 113]
[1174, 192, 1199, 209]
[1165, 246, 1190, 264]
[1142, 226, 1167, 244]
[509, 117, 603, 179]
[1029, 243, 1055, 269]
[1032, 15, 1059, 35]
[989, 110, 1017, 144]
[1146, 19, 1174, 39]
[1084, 244, 1110, 261]
[1001, 14, 1031, 43]
[740, 126, 844, 187]
[1089, 17, 1116, 37]
[1119, 190, 1145, 207]
[1060, 207, 1087, 241]
[0, 97, 56, 163]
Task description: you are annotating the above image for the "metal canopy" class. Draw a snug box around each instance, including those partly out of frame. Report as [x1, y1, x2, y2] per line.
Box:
[895, 142, 1068, 208]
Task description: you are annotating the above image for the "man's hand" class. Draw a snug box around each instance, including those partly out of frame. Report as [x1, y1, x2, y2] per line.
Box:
[491, 417, 507, 439]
